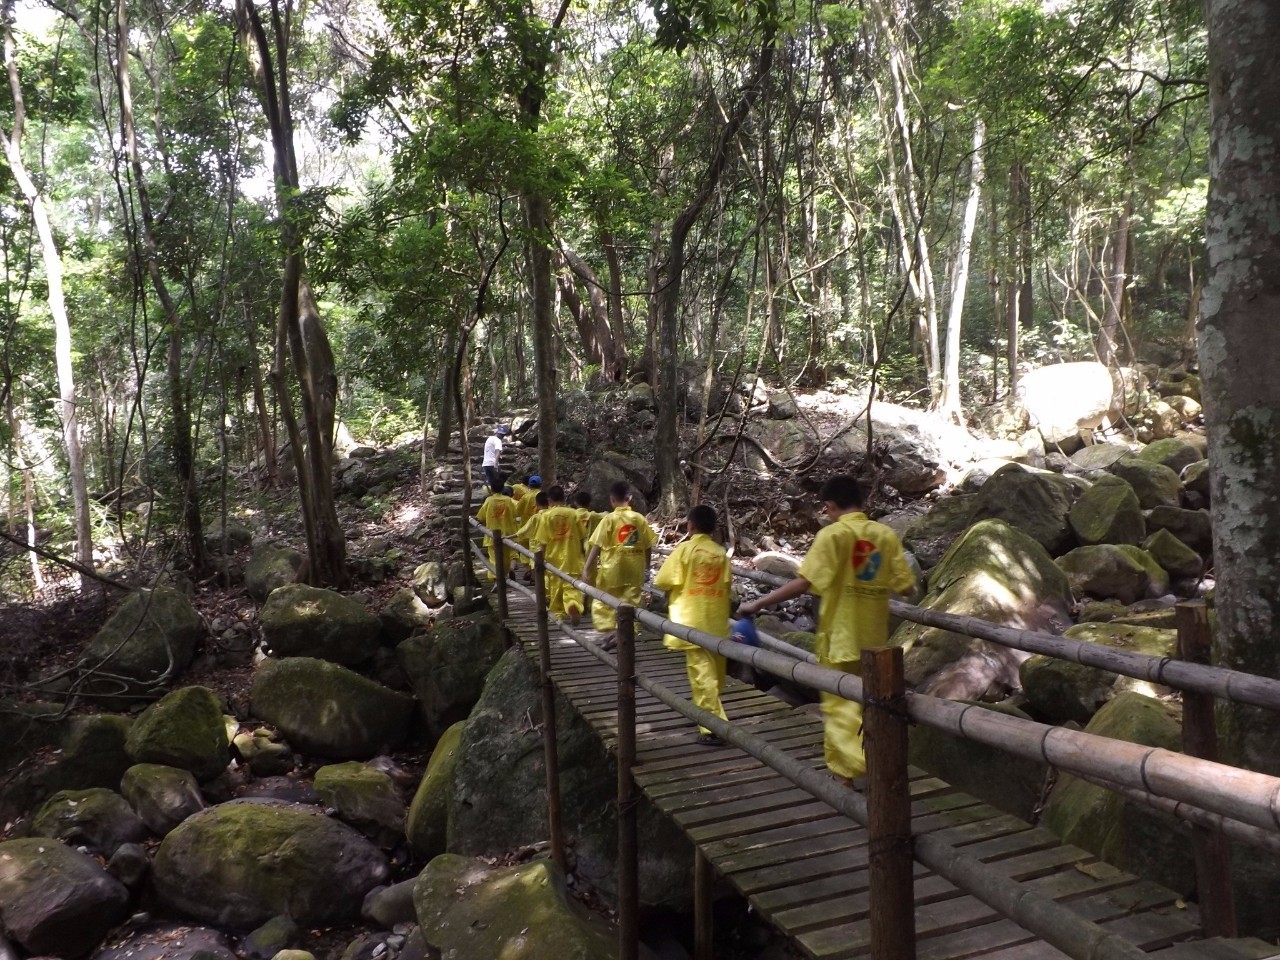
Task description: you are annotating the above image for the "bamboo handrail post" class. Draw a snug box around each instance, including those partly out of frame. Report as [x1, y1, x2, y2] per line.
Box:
[1176, 601, 1237, 937]
[864, 646, 915, 960]
[533, 549, 566, 872]
[694, 849, 713, 960]
[494, 535, 509, 622]
[616, 604, 639, 960]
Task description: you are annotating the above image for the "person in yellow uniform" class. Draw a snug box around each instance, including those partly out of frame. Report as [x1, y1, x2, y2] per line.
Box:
[739, 475, 915, 785]
[512, 475, 542, 576]
[655, 504, 733, 746]
[584, 481, 657, 648]
[475, 482, 520, 580]
[527, 485, 586, 624]
[572, 489, 604, 547]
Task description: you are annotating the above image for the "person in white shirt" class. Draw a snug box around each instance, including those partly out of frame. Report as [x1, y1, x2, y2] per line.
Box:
[482, 424, 509, 492]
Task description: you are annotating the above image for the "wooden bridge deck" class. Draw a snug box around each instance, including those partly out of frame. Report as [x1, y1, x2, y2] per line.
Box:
[495, 594, 1261, 960]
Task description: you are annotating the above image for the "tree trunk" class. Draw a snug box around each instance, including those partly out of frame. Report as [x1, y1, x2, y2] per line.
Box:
[116, 0, 207, 573]
[655, 35, 776, 515]
[600, 230, 627, 380]
[1100, 196, 1132, 366]
[526, 196, 558, 487]
[2, 1, 94, 587]
[243, 299, 279, 485]
[1202, 0, 1280, 774]
[938, 117, 984, 422]
[434, 329, 456, 460]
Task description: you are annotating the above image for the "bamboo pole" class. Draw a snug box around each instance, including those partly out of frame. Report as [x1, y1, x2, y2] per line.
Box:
[1177, 601, 1237, 937]
[863, 647, 915, 960]
[694, 850, 713, 960]
[534, 549, 567, 873]
[616, 604, 639, 960]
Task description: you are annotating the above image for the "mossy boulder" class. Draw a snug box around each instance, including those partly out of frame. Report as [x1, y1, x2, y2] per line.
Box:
[152, 800, 389, 929]
[0, 837, 131, 957]
[414, 856, 619, 960]
[1067, 475, 1144, 546]
[405, 721, 464, 860]
[259, 584, 381, 666]
[901, 495, 976, 570]
[245, 545, 304, 602]
[1145, 506, 1213, 556]
[450, 649, 693, 906]
[313, 762, 405, 842]
[1143, 528, 1204, 580]
[1137, 438, 1203, 475]
[1182, 459, 1210, 500]
[1067, 443, 1132, 474]
[29, 788, 148, 857]
[79, 587, 203, 699]
[121, 763, 207, 835]
[907, 701, 1044, 820]
[396, 611, 507, 740]
[378, 589, 436, 644]
[1056, 544, 1169, 604]
[891, 520, 1073, 701]
[0, 714, 134, 819]
[1042, 693, 1193, 895]
[126, 685, 230, 783]
[233, 728, 296, 777]
[1107, 457, 1182, 509]
[250, 657, 414, 760]
[1020, 622, 1177, 724]
[970, 464, 1078, 554]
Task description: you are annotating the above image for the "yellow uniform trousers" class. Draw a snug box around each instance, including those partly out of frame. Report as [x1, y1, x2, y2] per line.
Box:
[679, 646, 727, 735]
[591, 554, 646, 632]
[547, 577, 583, 619]
[821, 658, 865, 779]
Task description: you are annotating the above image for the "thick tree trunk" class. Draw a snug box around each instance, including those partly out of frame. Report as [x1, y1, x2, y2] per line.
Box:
[1202, 0, 1280, 774]
[2, 3, 94, 587]
[1099, 196, 1132, 366]
[526, 195, 558, 487]
[938, 118, 984, 421]
[243, 300, 279, 485]
[600, 230, 628, 380]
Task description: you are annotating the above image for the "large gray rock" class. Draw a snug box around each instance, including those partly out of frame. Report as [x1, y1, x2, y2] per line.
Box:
[29, 788, 148, 858]
[1137, 437, 1203, 475]
[1, 714, 133, 819]
[1143, 528, 1204, 580]
[126, 686, 230, 783]
[450, 649, 693, 906]
[152, 800, 389, 929]
[245, 546, 305, 602]
[745, 420, 816, 469]
[902, 496, 976, 570]
[80, 588, 203, 699]
[406, 722, 464, 860]
[1182, 459, 1210, 500]
[1107, 457, 1182, 509]
[1067, 443, 1132, 473]
[414, 856, 618, 960]
[0, 838, 130, 957]
[313, 763, 405, 842]
[970, 464, 1078, 555]
[1145, 506, 1213, 556]
[250, 658, 414, 760]
[1018, 362, 1114, 444]
[121, 763, 206, 835]
[378, 589, 436, 644]
[396, 611, 507, 740]
[577, 458, 648, 512]
[259, 584, 381, 666]
[891, 520, 1073, 701]
[1056, 544, 1169, 604]
[1067, 475, 1144, 546]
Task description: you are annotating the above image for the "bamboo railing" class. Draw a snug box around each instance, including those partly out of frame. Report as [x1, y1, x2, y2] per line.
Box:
[469, 518, 1280, 959]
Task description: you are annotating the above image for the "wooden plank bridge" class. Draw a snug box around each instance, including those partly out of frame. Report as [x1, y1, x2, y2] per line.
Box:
[500, 592, 1275, 960]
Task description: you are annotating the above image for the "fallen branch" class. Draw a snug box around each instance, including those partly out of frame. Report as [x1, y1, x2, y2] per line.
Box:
[0, 531, 133, 592]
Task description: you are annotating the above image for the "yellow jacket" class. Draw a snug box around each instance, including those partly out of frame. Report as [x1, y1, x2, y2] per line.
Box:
[798, 511, 915, 663]
[654, 534, 731, 651]
[531, 505, 586, 575]
[476, 493, 519, 539]
[588, 506, 657, 572]
[516, 490, 540, 526]
[575, 507, 604, 544]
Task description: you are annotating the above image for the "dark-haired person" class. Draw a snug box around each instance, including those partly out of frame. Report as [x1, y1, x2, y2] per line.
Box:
[475, 481, 519, 580]
[739, 475, 914, 785]
[655, 504, 733, 746]
[584, 481, 656, 647]
[481, 424, 510, 492]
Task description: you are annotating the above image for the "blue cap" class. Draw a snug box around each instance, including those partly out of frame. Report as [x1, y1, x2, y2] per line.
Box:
[528, 475, 541, 486]
[496, 424, 510, 436]
[730, 617, 759, 646]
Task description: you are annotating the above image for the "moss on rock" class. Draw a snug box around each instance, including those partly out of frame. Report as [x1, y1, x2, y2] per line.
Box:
[405, 721, 464, 859]
[259, 584, 381, 666]
[126, 686, 230, 783]
[80, 588, 203, 698]
[1067, 475, 1144, 546]
[396, 611, 507, 740]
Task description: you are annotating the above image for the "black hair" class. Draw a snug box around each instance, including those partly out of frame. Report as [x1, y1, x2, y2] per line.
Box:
[547, 485, 566, 503]
[609, 480, 631, 502]
[687, 504, 717, 534]
[572, 490, 592, 508]
[819, 474, 865, 510]
[534, 491, 550, 508]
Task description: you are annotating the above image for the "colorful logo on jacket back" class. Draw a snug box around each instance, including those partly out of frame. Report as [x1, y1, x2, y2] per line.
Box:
[550, 516, 573, 541]
[851, 539, 881, 581]
[692, 553, 722, 586]
[617, 523, 639, 546]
